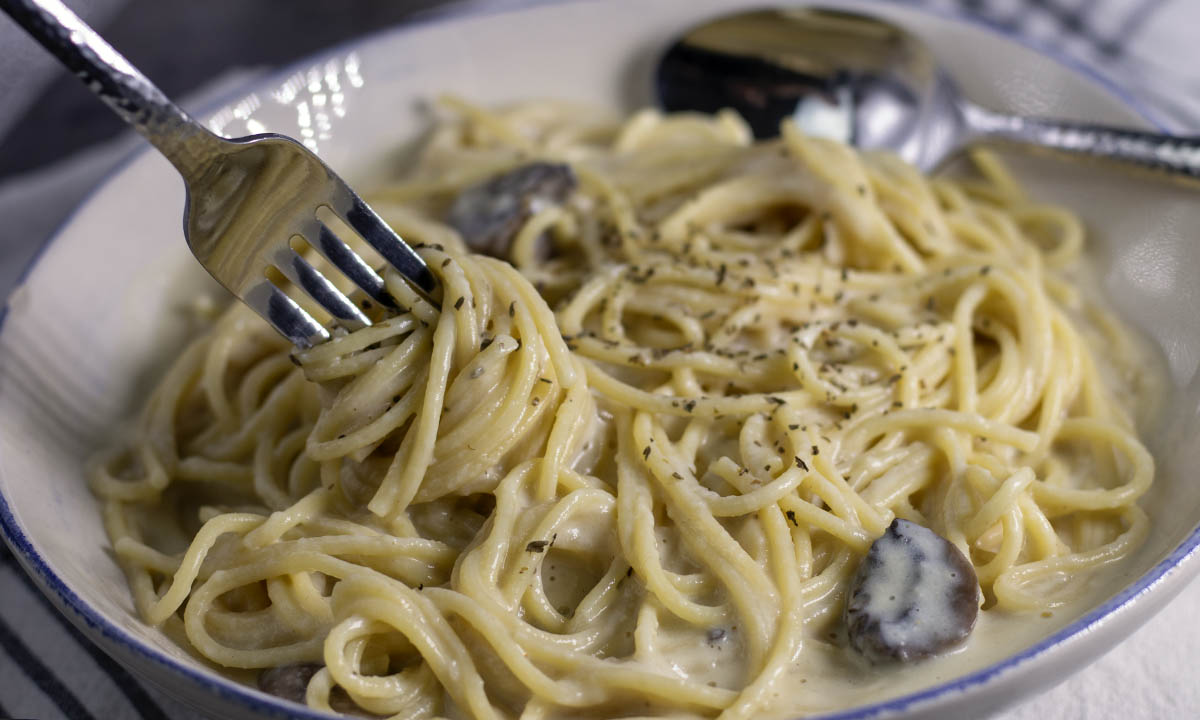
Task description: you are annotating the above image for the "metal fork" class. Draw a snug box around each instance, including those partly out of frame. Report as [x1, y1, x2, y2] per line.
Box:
[1, 0, 438, 348]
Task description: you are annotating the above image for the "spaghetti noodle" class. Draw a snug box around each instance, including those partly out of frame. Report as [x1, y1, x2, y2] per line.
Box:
[91, 99, 1157, 719]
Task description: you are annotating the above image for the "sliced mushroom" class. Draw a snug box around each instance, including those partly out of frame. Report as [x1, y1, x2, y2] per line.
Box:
[845, 518, 978, 663]
[258, 662, 322, 704]
[447, 162, 576, 259]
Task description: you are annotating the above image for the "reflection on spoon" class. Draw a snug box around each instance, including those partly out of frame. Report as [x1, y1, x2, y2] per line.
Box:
[656, 7, 1200, 178]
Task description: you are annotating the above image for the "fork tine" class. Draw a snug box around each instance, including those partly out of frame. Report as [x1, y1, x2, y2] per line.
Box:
[339, 193, 438, 296]
[271, 246, 371, 328]
[243, 280, 330, 349]
[309, 223, 393, 308]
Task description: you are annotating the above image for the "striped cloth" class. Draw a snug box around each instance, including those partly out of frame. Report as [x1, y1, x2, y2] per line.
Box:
[907, 0, 1200, 129]
[0, 550, 193, 720]
[0, 1, 1196, 719]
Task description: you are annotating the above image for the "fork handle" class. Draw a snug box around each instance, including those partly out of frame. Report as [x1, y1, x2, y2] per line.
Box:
[0, 0, 222, 178]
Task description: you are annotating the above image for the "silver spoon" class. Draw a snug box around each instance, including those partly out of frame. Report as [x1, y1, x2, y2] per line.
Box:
[656, 7, 1200, 177]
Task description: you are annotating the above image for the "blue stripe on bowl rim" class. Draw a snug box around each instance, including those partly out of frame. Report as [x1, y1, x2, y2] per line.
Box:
[0, 1, 1194, 718]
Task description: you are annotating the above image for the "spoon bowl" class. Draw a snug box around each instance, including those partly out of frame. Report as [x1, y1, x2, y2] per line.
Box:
[656, 7, 1200, 177]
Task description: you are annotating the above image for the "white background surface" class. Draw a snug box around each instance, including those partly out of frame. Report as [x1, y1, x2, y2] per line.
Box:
[1000, 577, 1200, 718]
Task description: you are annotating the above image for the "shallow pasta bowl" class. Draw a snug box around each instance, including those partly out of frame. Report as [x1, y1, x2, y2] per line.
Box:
[2, 0, 1200, 718]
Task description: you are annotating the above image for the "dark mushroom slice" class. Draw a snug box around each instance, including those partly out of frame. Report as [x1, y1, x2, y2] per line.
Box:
[845, 518, 978, 664]
[258, 662, 323, 704]
[446, 162, 577, 259]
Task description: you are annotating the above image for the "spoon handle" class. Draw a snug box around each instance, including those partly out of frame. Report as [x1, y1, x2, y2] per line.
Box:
[963, 105, 1200, 179]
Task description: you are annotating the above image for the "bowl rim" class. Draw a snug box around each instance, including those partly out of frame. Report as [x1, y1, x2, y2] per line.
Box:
[0, 1, 1192, 718]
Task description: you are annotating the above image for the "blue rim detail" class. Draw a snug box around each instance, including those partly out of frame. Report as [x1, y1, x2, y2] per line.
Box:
[0, 1, 1188, 718]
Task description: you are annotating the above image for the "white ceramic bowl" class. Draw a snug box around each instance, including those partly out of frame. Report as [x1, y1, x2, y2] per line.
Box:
[3, 1, 1200, 718]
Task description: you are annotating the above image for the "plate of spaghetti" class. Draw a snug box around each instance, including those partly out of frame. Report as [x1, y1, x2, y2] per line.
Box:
[3, 1, 1200, 719]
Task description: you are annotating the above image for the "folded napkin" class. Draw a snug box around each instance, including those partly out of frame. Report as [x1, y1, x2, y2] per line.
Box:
[0, 1, 1196, 719]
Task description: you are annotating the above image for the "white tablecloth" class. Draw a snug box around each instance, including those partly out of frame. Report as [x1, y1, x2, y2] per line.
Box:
[0, 1, 1197, 718]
